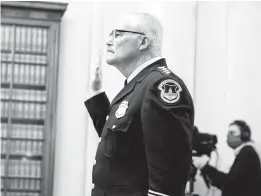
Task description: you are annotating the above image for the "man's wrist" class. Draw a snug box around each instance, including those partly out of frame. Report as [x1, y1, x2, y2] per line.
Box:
[87, 89, 104, 100]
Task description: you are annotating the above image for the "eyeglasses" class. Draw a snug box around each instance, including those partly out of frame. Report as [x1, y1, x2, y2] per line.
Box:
[109, 29, 145, 39]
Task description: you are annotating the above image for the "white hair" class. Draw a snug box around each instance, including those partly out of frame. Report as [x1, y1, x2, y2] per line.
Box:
[130, 13, 163, 56]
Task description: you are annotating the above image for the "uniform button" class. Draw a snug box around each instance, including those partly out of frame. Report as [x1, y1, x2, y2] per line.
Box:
[106, 115, 109, 121]
[92, 183, 95, 189]
[112, 125, 116, 130]
[93, 159, 96, 166]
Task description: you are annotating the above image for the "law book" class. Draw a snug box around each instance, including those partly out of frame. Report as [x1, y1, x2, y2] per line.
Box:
[19, 64, 25, 84]
[29, 64, 35, 85]
[21, 27, 25, 52]
[8, 160, 13, 176]
[3, 25, 9, 50]
[43, 29, 47, 53]
[35, 66, 40, 85]
[26, 27, 31, 52]
[1, 177, 4, 189]
[38, 125, 43, 139]
[37, 28, 41, 53]
[35, 90, 40, 102]
[15, 27, 21, 51]
[16, 102, 21, 118]
[24, 102, 29, 119]
[1, 26, 4, 50]
[12, 89, 17, 100]
[1, 63, 6, 82]
[1, 101, 5, 117]
[25, 65, 30, 84]
[6, 64, 11, 83]
[40, 66, 46, 85]
[11, 140, 17, 154]
[18, 177, 23, 189]
[11, 124, 17, 138]
[14, 160, 19, 177]
[36, 179, 40, 190]
[35, 161, 41, 177]
[32, 28, 37, 52]
[33, 126, 38, 139]
[1, 123, 7, 137]
[1, 159, 5, 176]
[24, 27, 30, 52]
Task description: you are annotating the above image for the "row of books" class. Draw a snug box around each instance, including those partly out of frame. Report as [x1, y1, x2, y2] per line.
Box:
[1, 63, 47, 85]
[1, 178, 41, 190]
[1, 25, 13, 51]
[1, 52, 12, 61]
[1, 89, 47, 102]
[0, 192, 40, 196]
[1, 62, 11, 83]
[1, 101, 46, 119]
[1, 25, 48, 53]
[1, 159, 6, 175]
[1, 140, 43, 155]
[1, 53, 48, 64]
[1, 159, 42, 178]
[1, 139, 7, 153]
[1, 124, 44, 139]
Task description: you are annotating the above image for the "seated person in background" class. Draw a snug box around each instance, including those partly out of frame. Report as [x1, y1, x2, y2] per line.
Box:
[193, 120, 261, 196]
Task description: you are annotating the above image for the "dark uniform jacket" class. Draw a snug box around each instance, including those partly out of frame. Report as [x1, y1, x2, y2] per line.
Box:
[201, 145, 261, 196]
[85, 59, 195, 196]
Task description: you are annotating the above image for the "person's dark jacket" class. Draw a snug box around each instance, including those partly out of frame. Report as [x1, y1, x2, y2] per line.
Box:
[201, 145, 261, 196]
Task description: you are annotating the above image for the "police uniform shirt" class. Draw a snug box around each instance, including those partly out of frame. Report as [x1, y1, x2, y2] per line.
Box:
[85, 58, 195, 196]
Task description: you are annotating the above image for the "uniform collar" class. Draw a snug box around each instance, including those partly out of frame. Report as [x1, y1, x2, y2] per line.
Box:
[127, 57, 163, 84]
[110, 58, 166, 109]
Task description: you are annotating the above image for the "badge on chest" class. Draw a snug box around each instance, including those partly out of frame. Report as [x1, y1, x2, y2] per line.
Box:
[115, 100, 128, 119]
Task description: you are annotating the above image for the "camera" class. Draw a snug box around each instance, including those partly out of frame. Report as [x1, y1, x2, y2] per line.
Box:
[187, 126, 218, 195]
[192, 126, 218, 157]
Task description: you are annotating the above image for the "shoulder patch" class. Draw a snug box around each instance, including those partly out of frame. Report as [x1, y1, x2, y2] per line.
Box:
[158, 79, 182, 104]
[157, 66, 171, 75]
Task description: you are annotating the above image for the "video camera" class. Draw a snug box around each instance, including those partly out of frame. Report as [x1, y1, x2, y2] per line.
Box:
[188, 126, 218, 193]
[192, 126, 218, 157]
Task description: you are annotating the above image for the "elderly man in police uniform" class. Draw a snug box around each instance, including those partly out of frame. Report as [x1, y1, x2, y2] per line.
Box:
[85, 13, 194, 196]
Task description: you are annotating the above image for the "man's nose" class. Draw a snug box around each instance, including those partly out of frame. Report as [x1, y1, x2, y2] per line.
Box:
[106, 37, 113, 46]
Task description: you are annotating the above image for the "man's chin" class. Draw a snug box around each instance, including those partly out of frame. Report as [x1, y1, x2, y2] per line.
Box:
[106, 57, 117, 65]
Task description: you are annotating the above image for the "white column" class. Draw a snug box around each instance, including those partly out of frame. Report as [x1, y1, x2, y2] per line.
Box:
[53, 2, 95, 196]
[226, 2, 261, 143]
[84, 2, 106, 196]
[193, 2, 228, 196]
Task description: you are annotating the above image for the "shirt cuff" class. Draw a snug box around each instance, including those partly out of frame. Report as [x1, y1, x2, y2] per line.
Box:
[148, 190, 170, 196]
[87, 89, 104, 100]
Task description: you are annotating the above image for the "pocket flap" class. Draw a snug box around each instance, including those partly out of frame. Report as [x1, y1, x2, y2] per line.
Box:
[115, 116, 133, 132]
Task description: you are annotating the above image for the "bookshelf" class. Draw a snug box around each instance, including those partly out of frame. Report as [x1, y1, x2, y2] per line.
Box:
[1, 2, 67, 196]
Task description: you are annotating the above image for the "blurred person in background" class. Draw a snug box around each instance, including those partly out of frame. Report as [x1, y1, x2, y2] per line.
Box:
[193, 120, 261, 196]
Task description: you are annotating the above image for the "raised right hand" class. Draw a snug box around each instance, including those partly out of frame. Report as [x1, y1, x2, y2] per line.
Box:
[91, 67, 102, 91]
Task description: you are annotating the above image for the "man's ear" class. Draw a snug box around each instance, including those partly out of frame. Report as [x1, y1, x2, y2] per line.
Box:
[139, 37, 150, 51]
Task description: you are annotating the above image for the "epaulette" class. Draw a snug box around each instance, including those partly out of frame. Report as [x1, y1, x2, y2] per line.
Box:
[157, 66, 171, 75]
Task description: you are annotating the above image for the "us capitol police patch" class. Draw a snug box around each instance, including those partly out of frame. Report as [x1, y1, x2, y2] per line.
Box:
[158, 79, 182, 104]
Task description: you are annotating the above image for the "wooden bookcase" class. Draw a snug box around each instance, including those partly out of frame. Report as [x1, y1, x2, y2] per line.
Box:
[1, 2, 67, 196]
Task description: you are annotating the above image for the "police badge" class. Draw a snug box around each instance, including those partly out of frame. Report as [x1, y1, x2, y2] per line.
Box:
[158, 79, 182, 104]
[115, 100, 128, 118]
